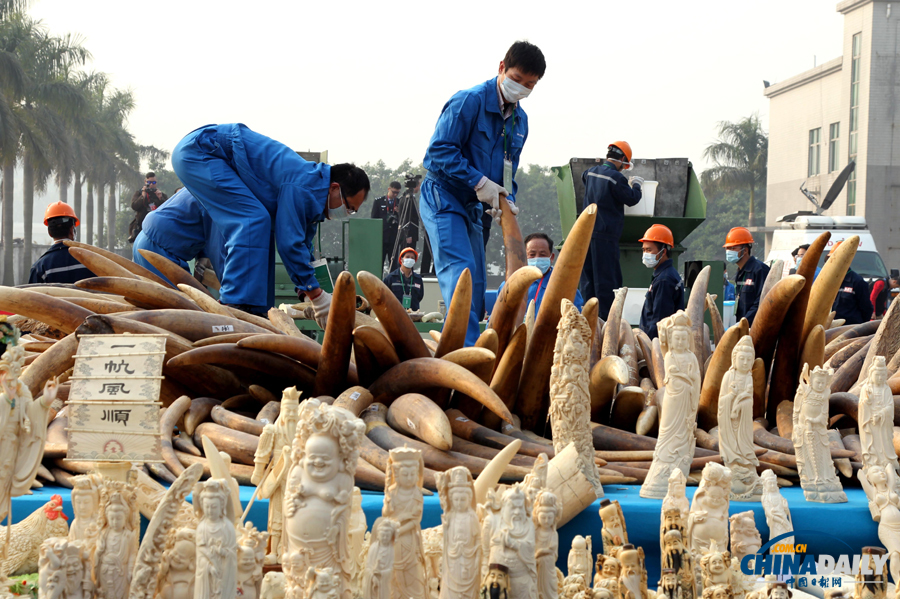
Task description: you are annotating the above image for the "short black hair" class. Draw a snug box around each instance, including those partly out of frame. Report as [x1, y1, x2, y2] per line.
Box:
[524, 232, 553, 252]
[145, 172, 156, 179]
[644, 240, 671, 259]
[47, 217, 75, 239]
[389, 181, 401, 190]
[792, 244, 810, 257]
[503, 41, 546, 79]
[607, 146, 626, 160]
[330, 163, 370, 199]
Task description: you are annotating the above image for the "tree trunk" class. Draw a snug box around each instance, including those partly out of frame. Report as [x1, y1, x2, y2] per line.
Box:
[96, 182, 104, 248]
[85, 181, 93, 246]
[107, 179, 115, 252]
[22, 152, 34, 284]
[58, 171, 68, 204]
[2, 159, 15, 286]
[73, 172, 82, 242]
[748, 185, 756, 228]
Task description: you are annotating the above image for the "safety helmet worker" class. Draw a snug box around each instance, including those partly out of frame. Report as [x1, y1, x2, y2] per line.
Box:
[829, 241, 842, 255]
[639, 224, 674, 247]
[723, 227, 754, 248]
[43, 201, 79, 226]
[608, 141, 633, 163]
[399, 247, 419, 260]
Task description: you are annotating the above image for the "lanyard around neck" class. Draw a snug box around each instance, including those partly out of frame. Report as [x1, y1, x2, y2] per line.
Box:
[503, 110, 517, 158]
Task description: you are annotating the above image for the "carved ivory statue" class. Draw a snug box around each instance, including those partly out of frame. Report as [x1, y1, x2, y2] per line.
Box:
[252, 386, 300, 564]
[283, 399, 364, 599]
[760, 470, 793, 549]
[599, 499, 627, 556]
[304, 567, 341, 599]
[383, 447, 426, 599]
[523, 453, 549, 507]
[859, 357, 899, 475]
[489, 484, 537, 598]
[717, 337, 761, 500]
[662, 470, 690, 534]
[617, 544, 649, 599]
[699, 541, 732, 592]
[69, 474, 101, 550]
[479, 487, 503, 581]
[858, 464, 900, 584]
[792, 364, 847, 503]
[236, 523, 268, 599]
[361, 517, 398, 599]
[39, 537, 91, 599]
[158, 529, 196, 599]
[549, 299, 604, 497]
[661, 525, 694, 598]
[594, 555, 620, 594]
[658, 568, 685, 599]
[436, 466, 481, 599]
[480, 563, 510, 599]
[534, 490, 561, 599]
[728, 511, 761, 565]
[641, 312, 701, 499]
[194, 479, 237, 599]
[855, 547, 888, 599]
[568, 536, 593, 585]
[0, 335, 59, 522]
[687, 463, 732, 557]
[260, 572, 285, 599]
[92, 492, 137, 599]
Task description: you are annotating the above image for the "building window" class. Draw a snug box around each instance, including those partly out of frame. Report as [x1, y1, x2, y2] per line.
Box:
[847, 32, 861, 215]
[808, 128, 821, 176]
[829, 123, 840, 173]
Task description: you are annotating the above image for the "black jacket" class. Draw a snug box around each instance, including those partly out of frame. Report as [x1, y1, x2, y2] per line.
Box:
[734, 256, 770, 326]
[832, 269, 873, 325]
[28, 243, 95, 284]
[370, 195, 399, 246]
[383, 268, 424, 311]
[640, 259, 685, 339]
[582, 162, 642, 239]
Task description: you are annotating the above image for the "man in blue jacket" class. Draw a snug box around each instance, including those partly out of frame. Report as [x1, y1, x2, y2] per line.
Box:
[132, 188, 226, 287]
[494, 232, 583, 317]
[829, 241, 873, 325]
[580, 142, 644, 320]
[28, 202, 95, 284]
[637, 224, 684, 339]
[420, 41, 546, 346]
[172, 124, 370, 325]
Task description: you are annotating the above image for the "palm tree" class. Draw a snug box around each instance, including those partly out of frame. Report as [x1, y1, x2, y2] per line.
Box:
[702, 114, 768, 227]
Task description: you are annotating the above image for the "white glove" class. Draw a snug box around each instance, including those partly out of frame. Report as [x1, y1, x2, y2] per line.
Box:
[310, 290, 332, 329]
[475, 179, 508, 213]
[629, 176, 645, 188]
[491, 199, 519, 223]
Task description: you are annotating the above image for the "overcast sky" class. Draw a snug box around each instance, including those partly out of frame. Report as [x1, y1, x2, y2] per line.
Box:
[28, 0, 846, 176]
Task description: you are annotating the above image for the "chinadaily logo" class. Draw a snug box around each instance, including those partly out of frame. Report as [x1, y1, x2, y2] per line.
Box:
[739, 532, 890, 588]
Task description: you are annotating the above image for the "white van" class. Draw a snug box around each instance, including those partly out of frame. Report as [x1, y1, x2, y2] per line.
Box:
[765, 214, 888, 283]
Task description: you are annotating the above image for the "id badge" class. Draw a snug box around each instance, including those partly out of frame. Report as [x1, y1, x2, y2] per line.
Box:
[402, 295, 412, 310]
[503, 159, 513, 191]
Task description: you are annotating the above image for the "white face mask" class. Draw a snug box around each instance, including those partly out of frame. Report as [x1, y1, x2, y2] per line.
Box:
[402, 258, 416, 269]
[327, 188, 349, 220]
[500, 75, 532, 103]
[642, 250, 661, 268]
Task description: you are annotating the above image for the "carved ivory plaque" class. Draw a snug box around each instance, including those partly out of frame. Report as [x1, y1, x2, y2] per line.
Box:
[66, 334, 165, 463]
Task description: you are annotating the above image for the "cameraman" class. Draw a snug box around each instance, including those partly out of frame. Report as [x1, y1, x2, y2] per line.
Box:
[370, 181, 401, 272]
[128, 172, 168, 243]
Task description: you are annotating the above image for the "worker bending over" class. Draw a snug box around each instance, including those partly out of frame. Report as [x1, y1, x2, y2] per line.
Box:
[420, 40, 546, 345]
[383, 247, 425, 311]
[725, 227, 769, 326]
[638, 224, 684, 339]
[829, 241, 873, 324]
[495, 232, 583, 316]
[172, 123, 369, 325]
[132, 188, 225, 287]
[29, 202, 95, 284]
[580, 142, 644, 320]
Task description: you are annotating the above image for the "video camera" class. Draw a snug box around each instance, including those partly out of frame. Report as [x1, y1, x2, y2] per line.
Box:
[404, 173, 422, 190]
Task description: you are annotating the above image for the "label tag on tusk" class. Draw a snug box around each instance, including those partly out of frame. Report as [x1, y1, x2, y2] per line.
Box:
[212, 325, 234, 333]
[350, 392, 360, 401]
[456, 416, 468, 422]
[407, 417, 416, 430]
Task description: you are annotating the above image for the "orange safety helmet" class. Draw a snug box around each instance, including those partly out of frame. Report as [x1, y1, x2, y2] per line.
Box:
[639, 224, 674, 247]
[829, 241, 842, 254]
[399, 247, 419, 260]
[43, 201, 79, 226]
[608, 141, 633, 163]
[723, 226, 754, 248]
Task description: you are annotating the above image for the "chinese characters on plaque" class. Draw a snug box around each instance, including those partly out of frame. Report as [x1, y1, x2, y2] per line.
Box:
[66, 334, 165, 463]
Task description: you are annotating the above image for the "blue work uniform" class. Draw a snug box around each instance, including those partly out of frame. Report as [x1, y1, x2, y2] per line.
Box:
[172, 123, 330, 309]
[832, 269, 873, 325]
[420, 77, 527, 346]
[734, 255, 769, 326]
[579, 162, 642, 320]
[132, 188, 226, 286]
[28, 243, 95, 284]
[640, 259, 685, 340]
[495, 266, 584, 317]
[383, 269, 425, 312]
[724, 279, 735, 301]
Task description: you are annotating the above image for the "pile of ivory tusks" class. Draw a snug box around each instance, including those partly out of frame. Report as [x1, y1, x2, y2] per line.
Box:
[4, 211, 899, 499]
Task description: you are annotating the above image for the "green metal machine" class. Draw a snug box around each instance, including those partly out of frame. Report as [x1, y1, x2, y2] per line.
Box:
[553, 157, 720, 317]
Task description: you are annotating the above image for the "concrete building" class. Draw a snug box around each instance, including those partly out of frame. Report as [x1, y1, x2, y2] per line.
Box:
[762, 0, 900, 267]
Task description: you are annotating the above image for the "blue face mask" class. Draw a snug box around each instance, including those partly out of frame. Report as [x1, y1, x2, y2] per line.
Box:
[725, 249, 741, 264]
[528, 257, 552, 275]
[795, 256, 802, 267]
